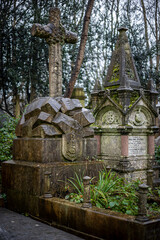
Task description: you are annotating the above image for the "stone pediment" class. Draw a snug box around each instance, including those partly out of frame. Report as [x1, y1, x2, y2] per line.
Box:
[93, 95, 123, 128]
[94, 94, 123, 117]
[126, 96, 157, 128]
[126, 95, 158, 117]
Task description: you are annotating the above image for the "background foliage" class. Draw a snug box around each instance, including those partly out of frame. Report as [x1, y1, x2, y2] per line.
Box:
[0, 0, 159, 116]
[0, 115, 18, 162]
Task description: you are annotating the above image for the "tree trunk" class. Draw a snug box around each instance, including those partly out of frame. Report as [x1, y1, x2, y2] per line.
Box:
[64, 0, 95, 98]
[155, 0, 159, 72]
[15, 94, 20, 119]
[140, 0, 153, 71]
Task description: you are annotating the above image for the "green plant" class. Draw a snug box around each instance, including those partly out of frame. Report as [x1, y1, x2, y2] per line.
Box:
[0, 193, 6, 201]
[91, 171, 140, 215]
[0, 116, 19, 162]
[155, 145, 160, 165]
[106, 180, 140, 215]
[65, 170, 141, 216]
[64, 171, 95, 203]
[90, 170, 122, 209]
[65, 193, 83, 203]
[65, 171, 160, 217]
[147, 202, 160, 216]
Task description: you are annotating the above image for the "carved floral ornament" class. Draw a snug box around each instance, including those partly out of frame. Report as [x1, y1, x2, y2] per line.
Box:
[100, 110, 121, 127]
[129, 107, 151, 127]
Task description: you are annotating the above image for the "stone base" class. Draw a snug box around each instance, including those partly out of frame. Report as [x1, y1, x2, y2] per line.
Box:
[3, 195, 160, 240]
[13, 138, 97, 163]
[98, 155, 154, 182]
[2, 160, 105, 198]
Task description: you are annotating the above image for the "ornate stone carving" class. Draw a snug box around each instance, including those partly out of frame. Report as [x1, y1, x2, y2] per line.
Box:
[101, 110, 120, 127]
[31, 8, 77, 97]
[129, 107, 150, 127]
[62, 131, 83, 161]
[73, 108, 95, 127]
[15, 97, 95, 161]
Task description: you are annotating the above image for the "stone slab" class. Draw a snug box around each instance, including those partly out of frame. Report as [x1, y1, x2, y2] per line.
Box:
[2, 160, 105, 199]
[24, 97, 47, 121]
[101, 135, 121, 156]
[13, 138, 62, 163]
[128, 136, 147, 156]
[41, 97, 61, 116]
[60, 98, 82, 114]
[73, 108, 95, 127]
[15, 114, 25, 137]
[13, 138, 97, 163]
[52, 112, 81, 133]
[38, 197, 160, 240]
[32, 124, 62, 138]
[33, 112, 53, 128]
[82, 127, 94, 138]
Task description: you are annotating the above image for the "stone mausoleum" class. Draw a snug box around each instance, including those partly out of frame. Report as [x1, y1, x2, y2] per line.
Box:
[91, 27, 159, 183]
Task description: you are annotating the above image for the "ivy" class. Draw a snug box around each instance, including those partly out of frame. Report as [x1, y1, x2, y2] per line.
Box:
[0, 116, 18, 162]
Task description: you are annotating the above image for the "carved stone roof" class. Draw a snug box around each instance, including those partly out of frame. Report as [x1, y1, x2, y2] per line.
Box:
[104, 27, 141, 90]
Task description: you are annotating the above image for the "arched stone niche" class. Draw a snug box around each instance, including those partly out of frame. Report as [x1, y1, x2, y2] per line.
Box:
[128, 105, 153, 128]
[95, 106, 122, 128]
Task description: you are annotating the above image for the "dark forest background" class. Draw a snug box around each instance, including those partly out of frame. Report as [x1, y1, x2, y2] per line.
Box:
[0, 0, 159, 117]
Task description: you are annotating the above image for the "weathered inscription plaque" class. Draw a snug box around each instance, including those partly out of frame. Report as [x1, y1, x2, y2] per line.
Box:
[128, 136, 147, 156]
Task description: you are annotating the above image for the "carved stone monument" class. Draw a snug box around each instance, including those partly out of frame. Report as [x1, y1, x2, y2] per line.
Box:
[91, 27, 159, 183]
[2, 8, 104, 215]
[31, 8, 77, 97]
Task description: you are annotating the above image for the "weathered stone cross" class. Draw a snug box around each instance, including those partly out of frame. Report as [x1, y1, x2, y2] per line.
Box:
[31, 7, 77, 97]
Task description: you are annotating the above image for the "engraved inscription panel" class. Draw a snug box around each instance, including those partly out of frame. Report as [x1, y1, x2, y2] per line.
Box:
[128, 136, 147, 156]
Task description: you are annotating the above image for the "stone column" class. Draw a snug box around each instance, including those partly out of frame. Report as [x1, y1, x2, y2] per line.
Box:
[148, 135, 155, 156]
[94, 135, 101, 155]
[121, 135, 128, 157]
[82, 176, 92, 208]
[136, 183, 149, 222]
[44, 171, 52, 198]
[147, 169, 154, 189]
[49, 43, 62, 97]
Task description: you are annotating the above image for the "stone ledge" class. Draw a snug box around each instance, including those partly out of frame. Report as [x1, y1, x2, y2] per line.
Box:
[3, 187, 160, 239]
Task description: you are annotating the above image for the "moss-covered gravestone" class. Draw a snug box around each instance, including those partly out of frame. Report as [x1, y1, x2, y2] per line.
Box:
[91, 27, 159, 183]
[2, 8, 103, 214]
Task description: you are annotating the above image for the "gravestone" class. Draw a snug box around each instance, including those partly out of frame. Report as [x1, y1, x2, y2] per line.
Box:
[2, 8, 104, 215]
[91, 27, 159, 183]
[31, 8, 77, 97]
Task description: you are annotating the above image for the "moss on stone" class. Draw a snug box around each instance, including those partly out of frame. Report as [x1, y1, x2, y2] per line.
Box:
[104, 85, 120, 90]
[129, 91, 139, 108]
[109, 64, 120, 83]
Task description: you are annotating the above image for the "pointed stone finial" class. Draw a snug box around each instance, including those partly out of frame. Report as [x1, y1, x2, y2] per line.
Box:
[104, 27, 141, 90]
[92, 80, 102, 93]
[118, 26, 128, 32]
[147, 79, 158, 94]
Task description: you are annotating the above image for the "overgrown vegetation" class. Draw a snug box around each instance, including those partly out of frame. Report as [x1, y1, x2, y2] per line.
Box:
[155, 145, 160, 165]
[65, 170, 160, 217]
[1, 0, 159, 115]
[0, 116, 18, 163]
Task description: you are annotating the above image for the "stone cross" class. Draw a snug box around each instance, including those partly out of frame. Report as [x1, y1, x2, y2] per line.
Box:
[31, 8, 77, 97]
